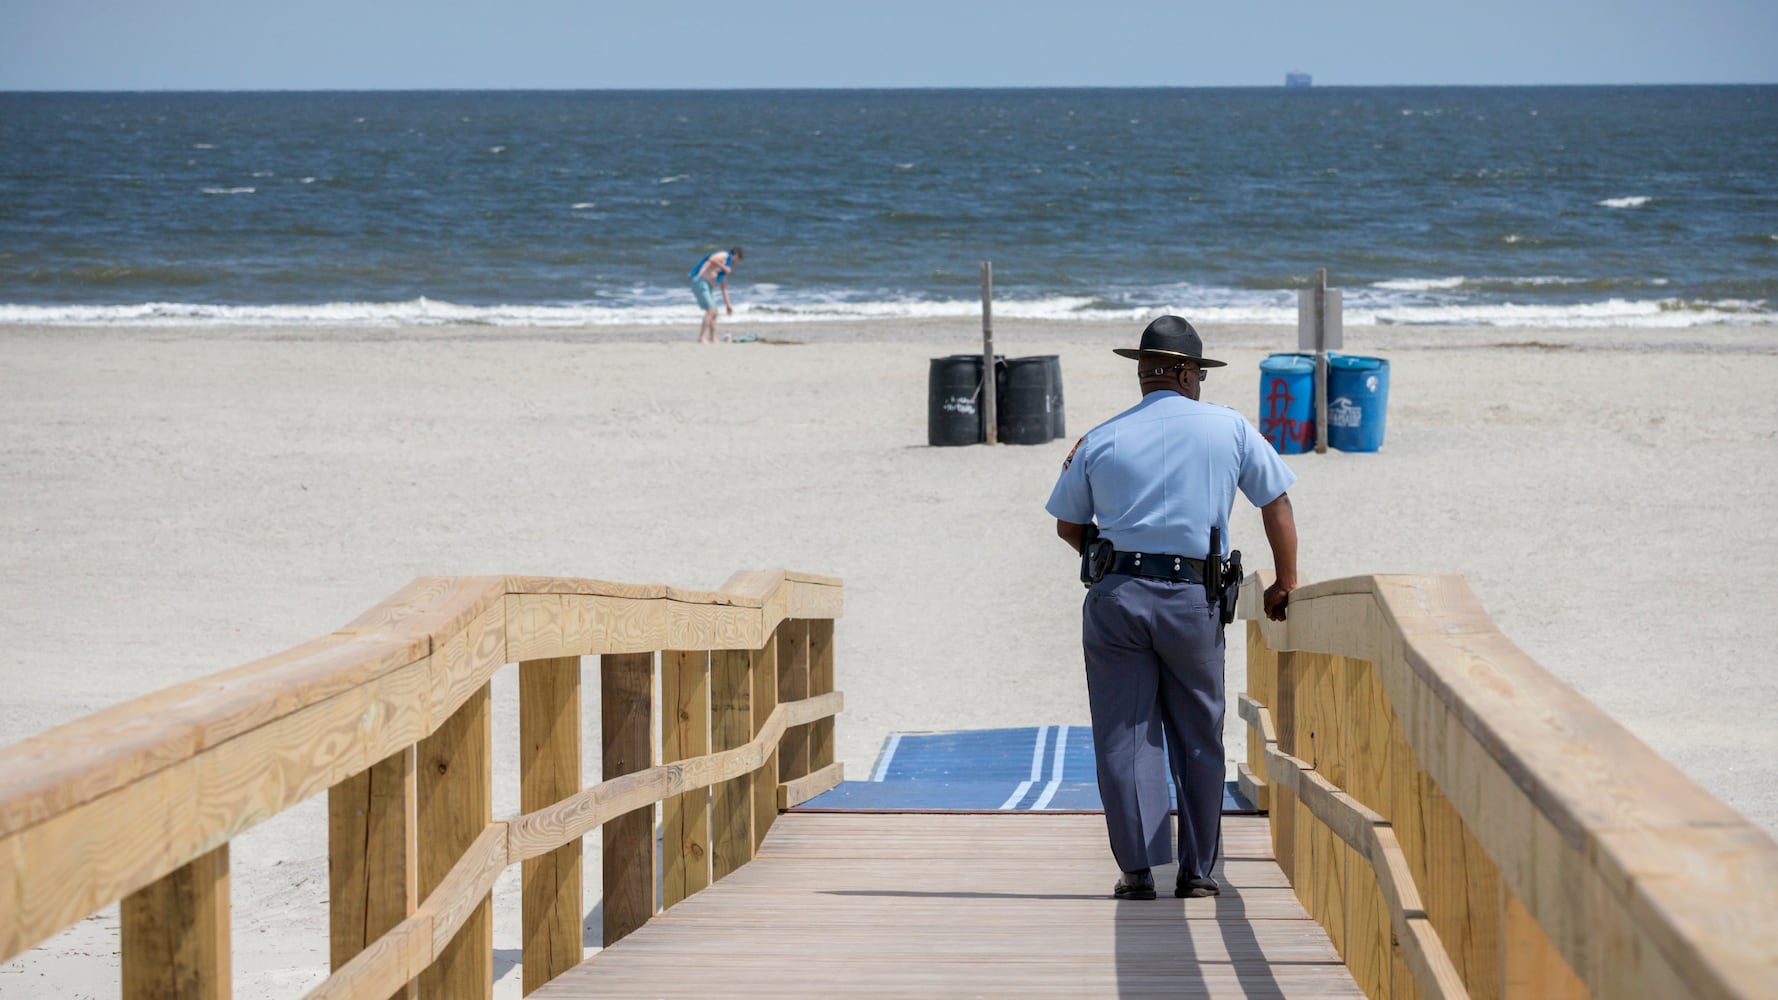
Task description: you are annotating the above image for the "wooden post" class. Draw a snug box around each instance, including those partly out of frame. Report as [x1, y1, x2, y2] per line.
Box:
[121, 844, 230, 1000]
[750, 631, 780, 852]
[661, 649, 712, 909]
[1344, 660, 1393, 998]
[417, 685, 493, 999]
[1272, 651, 1299, 886]
[1423, 775, 1504, 999]
[981, 261, 997, 445]
[710, 649, 754, 880]
[520, 656, 583, 993]
[328, 747, 417, 1000]
[1313, 267, 1330, 454]
[601, 652, 656, 947]
[776, 620, 811, 786]
[808, 620, 836, 772]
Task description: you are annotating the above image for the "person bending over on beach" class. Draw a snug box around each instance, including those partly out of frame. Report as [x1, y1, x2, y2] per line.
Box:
[690, 246, 743, 343]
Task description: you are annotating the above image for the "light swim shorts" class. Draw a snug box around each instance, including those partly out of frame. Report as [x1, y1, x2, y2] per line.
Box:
[690, 277, 717, 310]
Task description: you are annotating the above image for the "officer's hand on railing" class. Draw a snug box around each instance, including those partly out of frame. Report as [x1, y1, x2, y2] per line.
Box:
[1263, 581, 1292, 621]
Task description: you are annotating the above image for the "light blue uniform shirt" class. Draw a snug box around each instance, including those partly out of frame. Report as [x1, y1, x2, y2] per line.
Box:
[1046, 390, 1297, 558]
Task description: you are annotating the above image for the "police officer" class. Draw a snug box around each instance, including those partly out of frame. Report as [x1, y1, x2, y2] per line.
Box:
[1047, 315, 1299, 900]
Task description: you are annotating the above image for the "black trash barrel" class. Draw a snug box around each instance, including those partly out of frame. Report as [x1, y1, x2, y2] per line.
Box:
[1033, 354, 1065, 439]
[996, 356, 1056, 445]
[928, 354, 989, 446]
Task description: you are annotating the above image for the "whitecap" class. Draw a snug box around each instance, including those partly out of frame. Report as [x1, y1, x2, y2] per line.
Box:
[201, 187, 255, 195]
[1598, 196, 1652, 209]
[193, 143, 215, 149]
[1503, 234, 1523, 244]
[893, 163, 916, 171]
[300, 177, 318, 184]
[252, 171, 274, 178]
[489, 145, 507, 154]
[571, 202, 596, 209]
[657, 174, 689, 184]
[1373, 277, 1466, 292]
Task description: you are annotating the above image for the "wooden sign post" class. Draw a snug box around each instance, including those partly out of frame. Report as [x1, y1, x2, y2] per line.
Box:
[981, 262, 997, 445]
[1297, 268, 1343, 454]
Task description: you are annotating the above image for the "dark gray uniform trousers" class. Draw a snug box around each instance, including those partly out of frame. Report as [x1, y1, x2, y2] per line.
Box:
[1082, 572, 1225, 877]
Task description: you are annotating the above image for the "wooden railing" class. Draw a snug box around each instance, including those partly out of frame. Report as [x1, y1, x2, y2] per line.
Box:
[0, 568, 844, 998]
[1235, 573, 1778, 1000]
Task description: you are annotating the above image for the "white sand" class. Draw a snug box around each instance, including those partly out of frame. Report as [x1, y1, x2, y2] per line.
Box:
[2, 319, 1775, 996]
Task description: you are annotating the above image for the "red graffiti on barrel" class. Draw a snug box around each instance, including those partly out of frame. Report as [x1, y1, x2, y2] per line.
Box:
[1259, 376, 1315, 452]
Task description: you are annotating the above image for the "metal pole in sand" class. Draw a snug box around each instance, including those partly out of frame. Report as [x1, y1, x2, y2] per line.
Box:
[981, 261, 998, 445]
[1313, 267, 1329, 454]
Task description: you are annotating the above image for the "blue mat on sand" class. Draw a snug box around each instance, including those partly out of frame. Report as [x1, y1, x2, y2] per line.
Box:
[796, 725, 1257, 813]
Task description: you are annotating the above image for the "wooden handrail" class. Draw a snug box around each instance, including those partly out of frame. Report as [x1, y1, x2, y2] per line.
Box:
[0, 568, 845, 999]
[1235, 572, 1778, 1000]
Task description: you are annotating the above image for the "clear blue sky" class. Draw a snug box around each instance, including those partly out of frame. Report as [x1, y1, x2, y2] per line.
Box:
[3, 0, 1775, 90]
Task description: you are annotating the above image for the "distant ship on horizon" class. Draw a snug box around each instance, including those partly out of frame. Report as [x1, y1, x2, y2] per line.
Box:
[1285, 72, 1312, 88]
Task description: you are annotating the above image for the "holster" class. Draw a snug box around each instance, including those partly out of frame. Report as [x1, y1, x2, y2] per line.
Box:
[1219, 551, 1243, 626]
[1080, 526, 1114, 587]
[1207, 526, 1241, 626]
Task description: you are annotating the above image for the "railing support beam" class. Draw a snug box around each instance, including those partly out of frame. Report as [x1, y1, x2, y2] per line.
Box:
[601, 652, 655, 947]
[520, 656, 583, 993]
[121, 843, 231, 1000]
[710, 649, 754, 880]
[328, 747, 416, 1000]
[417, 685, 492, 999]
[662, 650, 712, 908]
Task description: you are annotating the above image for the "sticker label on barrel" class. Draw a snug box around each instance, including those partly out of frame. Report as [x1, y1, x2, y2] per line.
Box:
[1329, 398, 1363, 428]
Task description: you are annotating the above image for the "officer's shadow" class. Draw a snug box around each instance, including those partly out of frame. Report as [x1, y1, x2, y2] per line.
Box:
[1112, 858, 1283, 998]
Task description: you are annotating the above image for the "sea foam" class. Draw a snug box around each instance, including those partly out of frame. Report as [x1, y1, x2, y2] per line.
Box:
[1599, 196, 1653, 209]
[0, 295, 1768, 330]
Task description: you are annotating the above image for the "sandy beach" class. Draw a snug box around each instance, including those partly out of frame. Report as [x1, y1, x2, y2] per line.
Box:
[2, 317, 1775, 996]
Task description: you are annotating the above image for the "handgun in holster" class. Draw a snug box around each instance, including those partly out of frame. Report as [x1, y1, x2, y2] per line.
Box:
[1207, 527, 1243, 626]
[1080, 524, 1114, 587]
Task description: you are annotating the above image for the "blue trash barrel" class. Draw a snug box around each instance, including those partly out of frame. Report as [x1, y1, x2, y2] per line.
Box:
[1327, 355, 1390, 452]
[1258, 354, 1316, 454]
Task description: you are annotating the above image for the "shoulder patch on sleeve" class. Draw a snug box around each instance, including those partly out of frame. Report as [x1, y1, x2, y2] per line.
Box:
[1061, 435, 1085, 471]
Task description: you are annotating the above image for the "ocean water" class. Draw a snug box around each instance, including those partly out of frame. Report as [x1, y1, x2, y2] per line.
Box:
[1, 86, 1774, 329]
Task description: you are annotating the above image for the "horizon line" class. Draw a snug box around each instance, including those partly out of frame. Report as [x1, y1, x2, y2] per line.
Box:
[4, 81, 1777, 96]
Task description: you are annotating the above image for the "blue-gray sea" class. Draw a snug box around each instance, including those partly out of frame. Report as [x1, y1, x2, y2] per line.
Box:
[1, 86, 1774, 328]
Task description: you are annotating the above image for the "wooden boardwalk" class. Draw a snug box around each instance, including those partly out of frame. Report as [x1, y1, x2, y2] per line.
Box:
[535, 812, 1360, 998]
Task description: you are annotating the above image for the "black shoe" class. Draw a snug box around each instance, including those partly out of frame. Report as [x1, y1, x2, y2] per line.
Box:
[1114, 868, 1157, 900]
[1176, 875, 1220, 898]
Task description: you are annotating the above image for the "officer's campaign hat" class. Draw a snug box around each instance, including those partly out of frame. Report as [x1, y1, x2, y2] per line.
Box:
[1112, 315, 1227, 367]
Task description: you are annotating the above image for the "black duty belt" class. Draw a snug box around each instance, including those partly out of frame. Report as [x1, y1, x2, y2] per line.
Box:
[1108, 551, 1207, 584]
